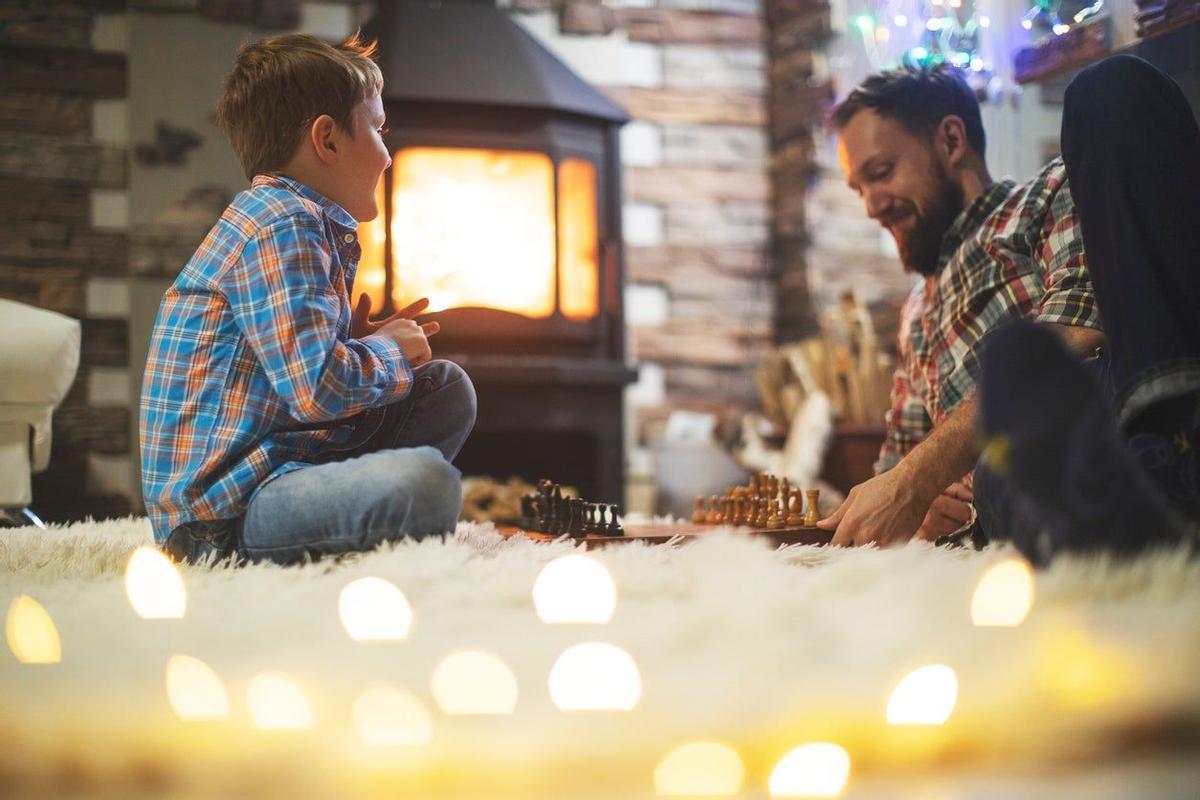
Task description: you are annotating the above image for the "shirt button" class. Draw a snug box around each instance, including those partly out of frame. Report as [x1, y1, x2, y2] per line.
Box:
[343, 233, 355, 244]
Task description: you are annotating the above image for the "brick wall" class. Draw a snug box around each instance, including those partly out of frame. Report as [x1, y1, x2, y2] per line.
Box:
[1, 1, 133, 521]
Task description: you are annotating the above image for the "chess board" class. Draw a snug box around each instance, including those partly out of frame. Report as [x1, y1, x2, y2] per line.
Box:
[496, 522, 833, 550]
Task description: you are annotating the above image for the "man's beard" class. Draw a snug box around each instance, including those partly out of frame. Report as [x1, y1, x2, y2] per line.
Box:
[889, 171, 965, 277]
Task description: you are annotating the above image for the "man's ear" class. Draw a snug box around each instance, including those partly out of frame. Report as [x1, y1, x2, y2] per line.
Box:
[308, 114, 338, 165]
[935, 115, 970, 168]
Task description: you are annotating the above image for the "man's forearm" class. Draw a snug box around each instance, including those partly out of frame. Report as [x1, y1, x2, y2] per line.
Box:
[893, 323, 1105, 504]
[893, 394, 981, 506]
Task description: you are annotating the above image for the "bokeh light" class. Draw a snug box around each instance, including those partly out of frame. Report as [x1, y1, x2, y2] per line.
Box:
[125, 546, 186, 619]
[653, 741, 744, 796]
[431, 650, 519, 715]
[339, 577, 413, 641]
[532, 555, 617, 624]
[353, 684, 434, 747]
[165, 654, 229, 721]
[247, 672, 314, 730]
[971, 557, 1035, 627]
[768, 742, 851, 798]
[548, 642, 641, 711]
[886, 664, 958, 725]
[5, 594, 61, 664]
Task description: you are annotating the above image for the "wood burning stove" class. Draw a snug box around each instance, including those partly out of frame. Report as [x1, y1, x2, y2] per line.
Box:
[359, 1, 636, 503]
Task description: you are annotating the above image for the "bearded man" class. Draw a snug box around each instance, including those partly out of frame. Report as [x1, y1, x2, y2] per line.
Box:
[818, 56, 1200, 562]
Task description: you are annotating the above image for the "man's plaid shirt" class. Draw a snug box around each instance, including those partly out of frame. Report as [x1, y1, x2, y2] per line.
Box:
[140, 175, 413, 543]
[875, 158, 1101, 474]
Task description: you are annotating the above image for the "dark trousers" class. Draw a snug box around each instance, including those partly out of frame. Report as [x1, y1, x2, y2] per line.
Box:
[975, 55, 1200, 544]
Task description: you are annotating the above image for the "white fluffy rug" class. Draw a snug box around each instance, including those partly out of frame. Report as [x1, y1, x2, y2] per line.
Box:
[2, 518, 1199, 799]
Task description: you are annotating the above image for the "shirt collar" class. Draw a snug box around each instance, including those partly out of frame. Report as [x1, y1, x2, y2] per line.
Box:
[937, 178, 1017, 266]
[251, 173, 358, 235]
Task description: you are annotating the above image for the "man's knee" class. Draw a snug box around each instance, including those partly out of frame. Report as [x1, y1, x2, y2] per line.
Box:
[1065, 55, 1165, 129]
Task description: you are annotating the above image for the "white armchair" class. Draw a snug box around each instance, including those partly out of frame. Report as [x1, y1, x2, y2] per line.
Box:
[0, 298, 81, 528]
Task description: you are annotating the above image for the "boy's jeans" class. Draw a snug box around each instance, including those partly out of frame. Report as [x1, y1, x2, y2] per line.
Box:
[239, 359, 476, 564]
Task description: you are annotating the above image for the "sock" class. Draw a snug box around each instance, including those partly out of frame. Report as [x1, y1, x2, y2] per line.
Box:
[979, 322, 1189, 562]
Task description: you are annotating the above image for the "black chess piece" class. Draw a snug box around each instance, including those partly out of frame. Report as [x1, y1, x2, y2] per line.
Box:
[613, 505, 625, 537]
[604, 504, 623, 537]
[520, 495, 536, 529]
[568, 498, 586, 537]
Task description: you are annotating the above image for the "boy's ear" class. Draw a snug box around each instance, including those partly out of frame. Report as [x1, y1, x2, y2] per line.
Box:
[309, 114, 339, 165]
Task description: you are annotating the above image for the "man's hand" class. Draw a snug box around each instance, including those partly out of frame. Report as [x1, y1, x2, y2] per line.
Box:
[354, 293, 440, 368]
[817, 465, 936, 547]
[913, 477, 974, 541]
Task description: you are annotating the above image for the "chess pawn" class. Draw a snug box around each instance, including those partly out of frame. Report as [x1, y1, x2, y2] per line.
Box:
[732, 496, 745, 526]
[785, 490, 803, 527]
[803, 489, 820, 527]
[766, 500, 780, 529]
[607, 504, 624, 537]
[692, 496, 706, 524]
[752, 497, 767, 527]
[705, 495, 721, 524]
[770, 498, 785, 529]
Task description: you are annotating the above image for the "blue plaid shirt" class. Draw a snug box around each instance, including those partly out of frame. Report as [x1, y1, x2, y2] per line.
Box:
[140, 174, 413, 543]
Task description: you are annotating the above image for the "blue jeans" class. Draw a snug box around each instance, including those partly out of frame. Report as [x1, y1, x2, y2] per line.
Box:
[975, 56, 1200, 549]
[239, 360, 477, 564]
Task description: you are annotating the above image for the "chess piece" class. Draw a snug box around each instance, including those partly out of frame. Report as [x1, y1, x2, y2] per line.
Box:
[770, 498, 786, 529]
[705, 495, 721, 524]
[766, 501, 780, 529]
[692, 496, 706, 524]
[568, 498, 585, 537]
[720, 495, 733, 525]
[803, 489, 820, 527]
[732, 496, 745, 526]
[748, 474, 759, 498]
[780, 478, 790, 505]
[785, 490, 803, 527]
[755, 497, 770, 528]
[521, 495, 536, 529]
[606, 505, 623, 537]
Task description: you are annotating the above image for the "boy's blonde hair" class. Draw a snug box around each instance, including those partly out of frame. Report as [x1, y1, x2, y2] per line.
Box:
[216, 32, 384, 181]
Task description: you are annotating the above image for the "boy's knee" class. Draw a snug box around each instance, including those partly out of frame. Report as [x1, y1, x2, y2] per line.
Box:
[433, 360, 477, 432]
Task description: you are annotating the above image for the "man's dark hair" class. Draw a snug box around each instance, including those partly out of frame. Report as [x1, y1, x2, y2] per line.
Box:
[829, 64, 986, 158]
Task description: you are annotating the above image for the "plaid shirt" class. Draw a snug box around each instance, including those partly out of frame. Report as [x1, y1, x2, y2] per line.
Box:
[875, 158, 1101, 474]
[140, 174, 413, 542]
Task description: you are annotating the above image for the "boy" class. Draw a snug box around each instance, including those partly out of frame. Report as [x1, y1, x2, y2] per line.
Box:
[140, 34, 476, 564]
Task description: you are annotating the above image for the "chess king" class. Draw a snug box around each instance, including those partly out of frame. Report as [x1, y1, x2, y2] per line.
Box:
[817, 57, 1200, 561]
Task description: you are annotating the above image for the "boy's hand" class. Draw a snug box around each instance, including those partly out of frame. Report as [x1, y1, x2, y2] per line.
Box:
[352, 293, 440, 367]
[350, 293, 431, 339]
